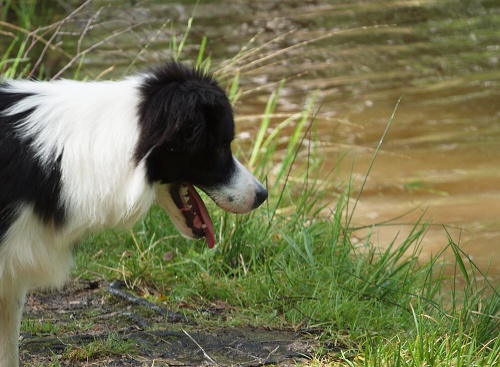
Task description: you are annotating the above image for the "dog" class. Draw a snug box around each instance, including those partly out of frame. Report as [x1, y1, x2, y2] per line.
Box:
[0, 61, 267, 366]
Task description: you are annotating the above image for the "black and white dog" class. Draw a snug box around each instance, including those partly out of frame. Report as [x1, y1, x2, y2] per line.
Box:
[0, 61, 267, 366]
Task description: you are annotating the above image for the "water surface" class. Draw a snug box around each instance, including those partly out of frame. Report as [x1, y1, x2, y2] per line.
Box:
[159, 0, 500, 279]
[5, 0, 499, 279]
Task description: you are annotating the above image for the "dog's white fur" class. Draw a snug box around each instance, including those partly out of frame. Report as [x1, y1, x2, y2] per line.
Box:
[0, 69, 266, 366]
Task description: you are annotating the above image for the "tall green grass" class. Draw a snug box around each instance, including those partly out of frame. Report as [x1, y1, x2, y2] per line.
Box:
[3, 4, 499, 366]
[75, 80, 499, 365]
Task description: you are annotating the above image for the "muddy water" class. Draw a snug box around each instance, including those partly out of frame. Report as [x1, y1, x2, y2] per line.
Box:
[161, 0, 499, 279]
[11, 0, 500, 278]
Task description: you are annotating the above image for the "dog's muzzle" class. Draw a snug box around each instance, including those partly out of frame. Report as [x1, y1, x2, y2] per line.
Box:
[199, 158, 267, 215]
[155, 157, 267, 248]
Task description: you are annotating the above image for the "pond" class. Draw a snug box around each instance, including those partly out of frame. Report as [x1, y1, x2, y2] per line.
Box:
[2, 0, 499, 280]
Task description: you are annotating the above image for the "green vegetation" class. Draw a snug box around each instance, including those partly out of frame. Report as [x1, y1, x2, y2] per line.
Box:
[62, 334, 137, 362]
[75, 91, 500, 366]
[21, 319, 60, 336]
[3, 2, 499, 366]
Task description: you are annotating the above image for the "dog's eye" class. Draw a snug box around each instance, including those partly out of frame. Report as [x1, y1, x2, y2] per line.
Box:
[216, 146, 229, 156]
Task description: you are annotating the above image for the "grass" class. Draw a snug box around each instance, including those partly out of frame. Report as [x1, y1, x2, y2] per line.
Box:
[21, 319, 60, 336]
[73, 94, 499, 366]
[2, 2, 500, 366]
[62, 334, 137, 362]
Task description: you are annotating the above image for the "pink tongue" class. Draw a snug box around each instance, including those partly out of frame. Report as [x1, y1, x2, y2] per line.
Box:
[186, 184, 216, 248]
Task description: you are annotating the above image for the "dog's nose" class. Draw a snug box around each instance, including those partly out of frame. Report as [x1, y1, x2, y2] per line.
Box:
[253, 185, 268, 209]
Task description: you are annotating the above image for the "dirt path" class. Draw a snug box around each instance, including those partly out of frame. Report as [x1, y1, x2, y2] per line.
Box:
[20, 279, 316, 366]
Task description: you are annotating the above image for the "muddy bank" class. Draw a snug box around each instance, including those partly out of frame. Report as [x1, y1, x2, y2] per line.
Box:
[20, 279, 320, 366]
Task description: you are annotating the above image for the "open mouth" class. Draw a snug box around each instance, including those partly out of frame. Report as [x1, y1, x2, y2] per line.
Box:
[169, 182, 215, 248]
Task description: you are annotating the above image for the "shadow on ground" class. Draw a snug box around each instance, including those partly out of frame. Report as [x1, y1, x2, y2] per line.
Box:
[20, 280, 317, 366]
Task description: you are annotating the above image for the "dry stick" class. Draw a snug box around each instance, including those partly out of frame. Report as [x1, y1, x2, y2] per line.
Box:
[34, 0, 92, 34]
[216, 29, 295, 75]
[24, 25, 59, 58]
[181, 328, 219, 366]
[238, 70, 309, 98]
[27, 0, 92, 55]
[27, 0, 94, 78]
[77, 7, 103, 55]
[28, 20, 65, 78]
[0, 20, 53, 45]
[107, 280, 187, 322]
[237, 112, 299, 121]
[221, 25, 392, 79]
[51, 20, 152, 80]
[94, 65, 115, 80]
[218, 29, 304, 74]
[35, 0, 93, 33]
[122, 20, 171, 77]
[43, 0, 158, 79]
[0, 19, 67, 69]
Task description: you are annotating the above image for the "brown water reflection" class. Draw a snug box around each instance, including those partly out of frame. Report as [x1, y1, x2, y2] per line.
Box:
[87, 0, 498, 279]
[228, 0, 500, 280]
[6, 0, 498, 278]
[320, 89, 500, 278]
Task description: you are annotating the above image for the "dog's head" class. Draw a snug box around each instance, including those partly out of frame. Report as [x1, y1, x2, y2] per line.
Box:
[135, 62, 267, 247]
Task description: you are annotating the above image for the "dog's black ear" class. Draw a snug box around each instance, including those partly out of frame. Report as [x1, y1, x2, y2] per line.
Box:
[135, 62, 234, 162]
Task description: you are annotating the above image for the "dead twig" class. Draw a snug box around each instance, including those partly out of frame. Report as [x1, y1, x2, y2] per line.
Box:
[182, 328, 219, 366]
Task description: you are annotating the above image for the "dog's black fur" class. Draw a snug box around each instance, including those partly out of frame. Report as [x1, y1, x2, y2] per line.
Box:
[0, 62, 267, 366]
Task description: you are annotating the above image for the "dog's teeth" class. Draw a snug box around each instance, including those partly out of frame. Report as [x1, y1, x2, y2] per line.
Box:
[181, 186, 189, 196]
[201, 224, 207, 229]
[188, 205, 193, 210]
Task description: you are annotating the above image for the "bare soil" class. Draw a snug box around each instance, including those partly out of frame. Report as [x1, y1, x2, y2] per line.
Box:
[20, 279, 317, 366]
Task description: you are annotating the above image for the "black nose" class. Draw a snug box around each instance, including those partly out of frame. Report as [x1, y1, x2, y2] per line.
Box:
[253, 186, 268, 209]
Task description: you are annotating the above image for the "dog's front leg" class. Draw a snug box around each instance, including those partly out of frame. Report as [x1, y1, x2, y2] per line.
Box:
[0, 286, 26, 367]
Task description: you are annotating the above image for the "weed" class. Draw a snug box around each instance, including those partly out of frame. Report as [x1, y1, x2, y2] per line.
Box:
[62, 334, 136, 362]
[21, 319, 59, 336]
